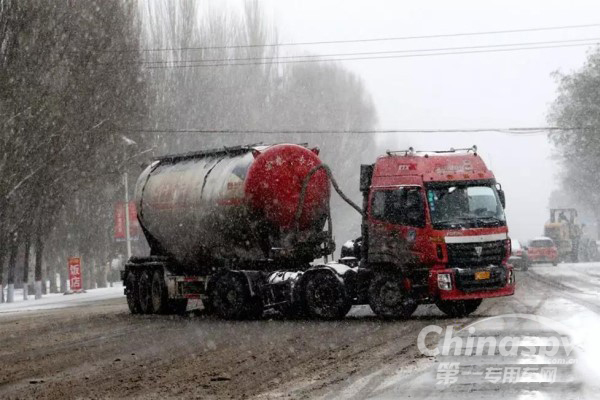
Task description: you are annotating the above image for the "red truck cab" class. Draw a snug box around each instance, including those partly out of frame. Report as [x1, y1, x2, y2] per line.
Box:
[351, 147, 515, 318]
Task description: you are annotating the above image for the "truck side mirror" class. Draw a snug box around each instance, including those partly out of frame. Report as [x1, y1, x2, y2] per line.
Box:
[498, 189, 506, 208]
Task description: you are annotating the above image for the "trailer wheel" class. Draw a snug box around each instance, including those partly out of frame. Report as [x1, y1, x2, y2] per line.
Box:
[151, 270, 169, 314]
[368, 273, 417, 319]
[436, 299, 482, 317]
[138, 271, 154, 314]
[303, 272, 351, 320]
[211, 273, 261, 320]
[125, 271, 141, 314]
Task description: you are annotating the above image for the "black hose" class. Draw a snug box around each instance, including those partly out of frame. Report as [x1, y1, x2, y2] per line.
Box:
[294, 164, 365, 235]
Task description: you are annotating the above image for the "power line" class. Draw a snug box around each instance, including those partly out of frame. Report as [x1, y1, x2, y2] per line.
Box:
[138, 37, 600, 66]
[143, 41, 600, 69]
[131, 22, 600, 53]
[127, 126, 597, 135]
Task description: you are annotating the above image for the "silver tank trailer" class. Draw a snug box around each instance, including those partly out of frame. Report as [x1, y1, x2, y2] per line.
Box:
[134, 144, 330, 272]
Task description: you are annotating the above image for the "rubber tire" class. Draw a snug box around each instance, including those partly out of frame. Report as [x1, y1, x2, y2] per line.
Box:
[303, 272, 351, 320]
[168, 299, 188, 315]
[436, 299, 482, 317]
[151, 270, 169, 314]
[138, 271, 154, 314]
[552, 261, 558, 267]
[210, 273, 262, 320]
[368, 273, 417, 319]
[125, 271, 141, 314]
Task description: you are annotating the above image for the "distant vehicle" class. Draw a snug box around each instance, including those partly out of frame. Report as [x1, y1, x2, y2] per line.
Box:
[544, 208, 582, 262]
[579, 237, 600, 262]
[527, 237, 558, 266]
[509, 239, 530, 271]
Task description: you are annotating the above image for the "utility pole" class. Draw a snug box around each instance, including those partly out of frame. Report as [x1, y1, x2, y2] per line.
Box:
[123, 172, 132, 260]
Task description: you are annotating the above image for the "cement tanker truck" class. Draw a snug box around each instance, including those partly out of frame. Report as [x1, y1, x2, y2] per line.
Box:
[123, 143, 515, 320]
[122, 143, 355, 319]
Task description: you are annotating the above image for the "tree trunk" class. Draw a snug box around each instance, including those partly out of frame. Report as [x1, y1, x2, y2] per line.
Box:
[0, 241, 5, 304]
[7, 234, 18, 303]
[22, 233, 31, 300]
[596, 209, 600, 240]
[83, 254, 93, 290]
[49, 263, 58, 293]
[60, 269, 68, 293]
[34, 232, 44, 299]
[98, 261, 108, 288]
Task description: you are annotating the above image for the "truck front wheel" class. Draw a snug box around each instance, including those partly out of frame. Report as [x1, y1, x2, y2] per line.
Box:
[436, 299, 482, 317]
[368, 273, 417, 319]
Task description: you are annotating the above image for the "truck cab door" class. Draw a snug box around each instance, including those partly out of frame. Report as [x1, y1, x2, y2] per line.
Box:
[368, 186, 427, 266]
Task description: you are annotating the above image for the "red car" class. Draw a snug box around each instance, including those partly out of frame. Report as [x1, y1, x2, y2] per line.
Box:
[527, 237, 558, 266]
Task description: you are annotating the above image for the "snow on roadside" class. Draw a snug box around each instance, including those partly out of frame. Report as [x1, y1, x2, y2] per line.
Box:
[529, 262, 600, 293]
[523, 264, 600, 397]
[529, 261, 600, 276]
[0, 284, 124, 315]
[352, 267, 600, 398]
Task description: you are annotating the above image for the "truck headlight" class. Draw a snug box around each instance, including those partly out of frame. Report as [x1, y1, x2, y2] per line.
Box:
[437, 273, 452, 290]
[508, 269, 515, 285]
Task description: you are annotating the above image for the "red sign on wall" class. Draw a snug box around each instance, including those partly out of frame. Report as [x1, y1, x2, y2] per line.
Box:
[68, 257, 82, 291]
[114, 202, 139, 241]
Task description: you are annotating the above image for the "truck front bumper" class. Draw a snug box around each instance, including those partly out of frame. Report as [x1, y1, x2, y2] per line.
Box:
[430, 265, 515, 301]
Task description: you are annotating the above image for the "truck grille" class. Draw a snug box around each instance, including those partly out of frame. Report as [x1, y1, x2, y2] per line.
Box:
[447, 240, 505, 268]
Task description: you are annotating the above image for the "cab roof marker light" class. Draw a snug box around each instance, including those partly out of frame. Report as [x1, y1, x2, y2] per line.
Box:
[386, 147, 415, 156]
[387, 146, 478, 155]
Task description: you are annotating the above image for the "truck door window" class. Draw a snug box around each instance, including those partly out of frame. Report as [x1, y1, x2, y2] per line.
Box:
[371, 187, 425, 227]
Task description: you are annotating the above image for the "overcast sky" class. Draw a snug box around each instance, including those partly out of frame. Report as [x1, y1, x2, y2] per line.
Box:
[223, 0, 600, 241]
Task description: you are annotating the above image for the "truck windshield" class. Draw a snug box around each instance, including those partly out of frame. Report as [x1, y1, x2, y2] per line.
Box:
[427, 184, 506, 229]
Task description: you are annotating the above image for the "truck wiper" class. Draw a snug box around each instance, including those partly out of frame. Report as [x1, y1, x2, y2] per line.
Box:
[475, 216, 504, 225]
[434, 216, 503, 228]
[433, 217, 472, 227]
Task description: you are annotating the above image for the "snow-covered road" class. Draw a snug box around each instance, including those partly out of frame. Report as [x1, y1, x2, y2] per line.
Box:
[304, 264, 600, 399]
[0, 284, 124, 315]
[2, 266, 600, 399]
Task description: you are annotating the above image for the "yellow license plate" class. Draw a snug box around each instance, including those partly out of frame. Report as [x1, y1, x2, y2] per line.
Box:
[475, 271, 491, 280]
